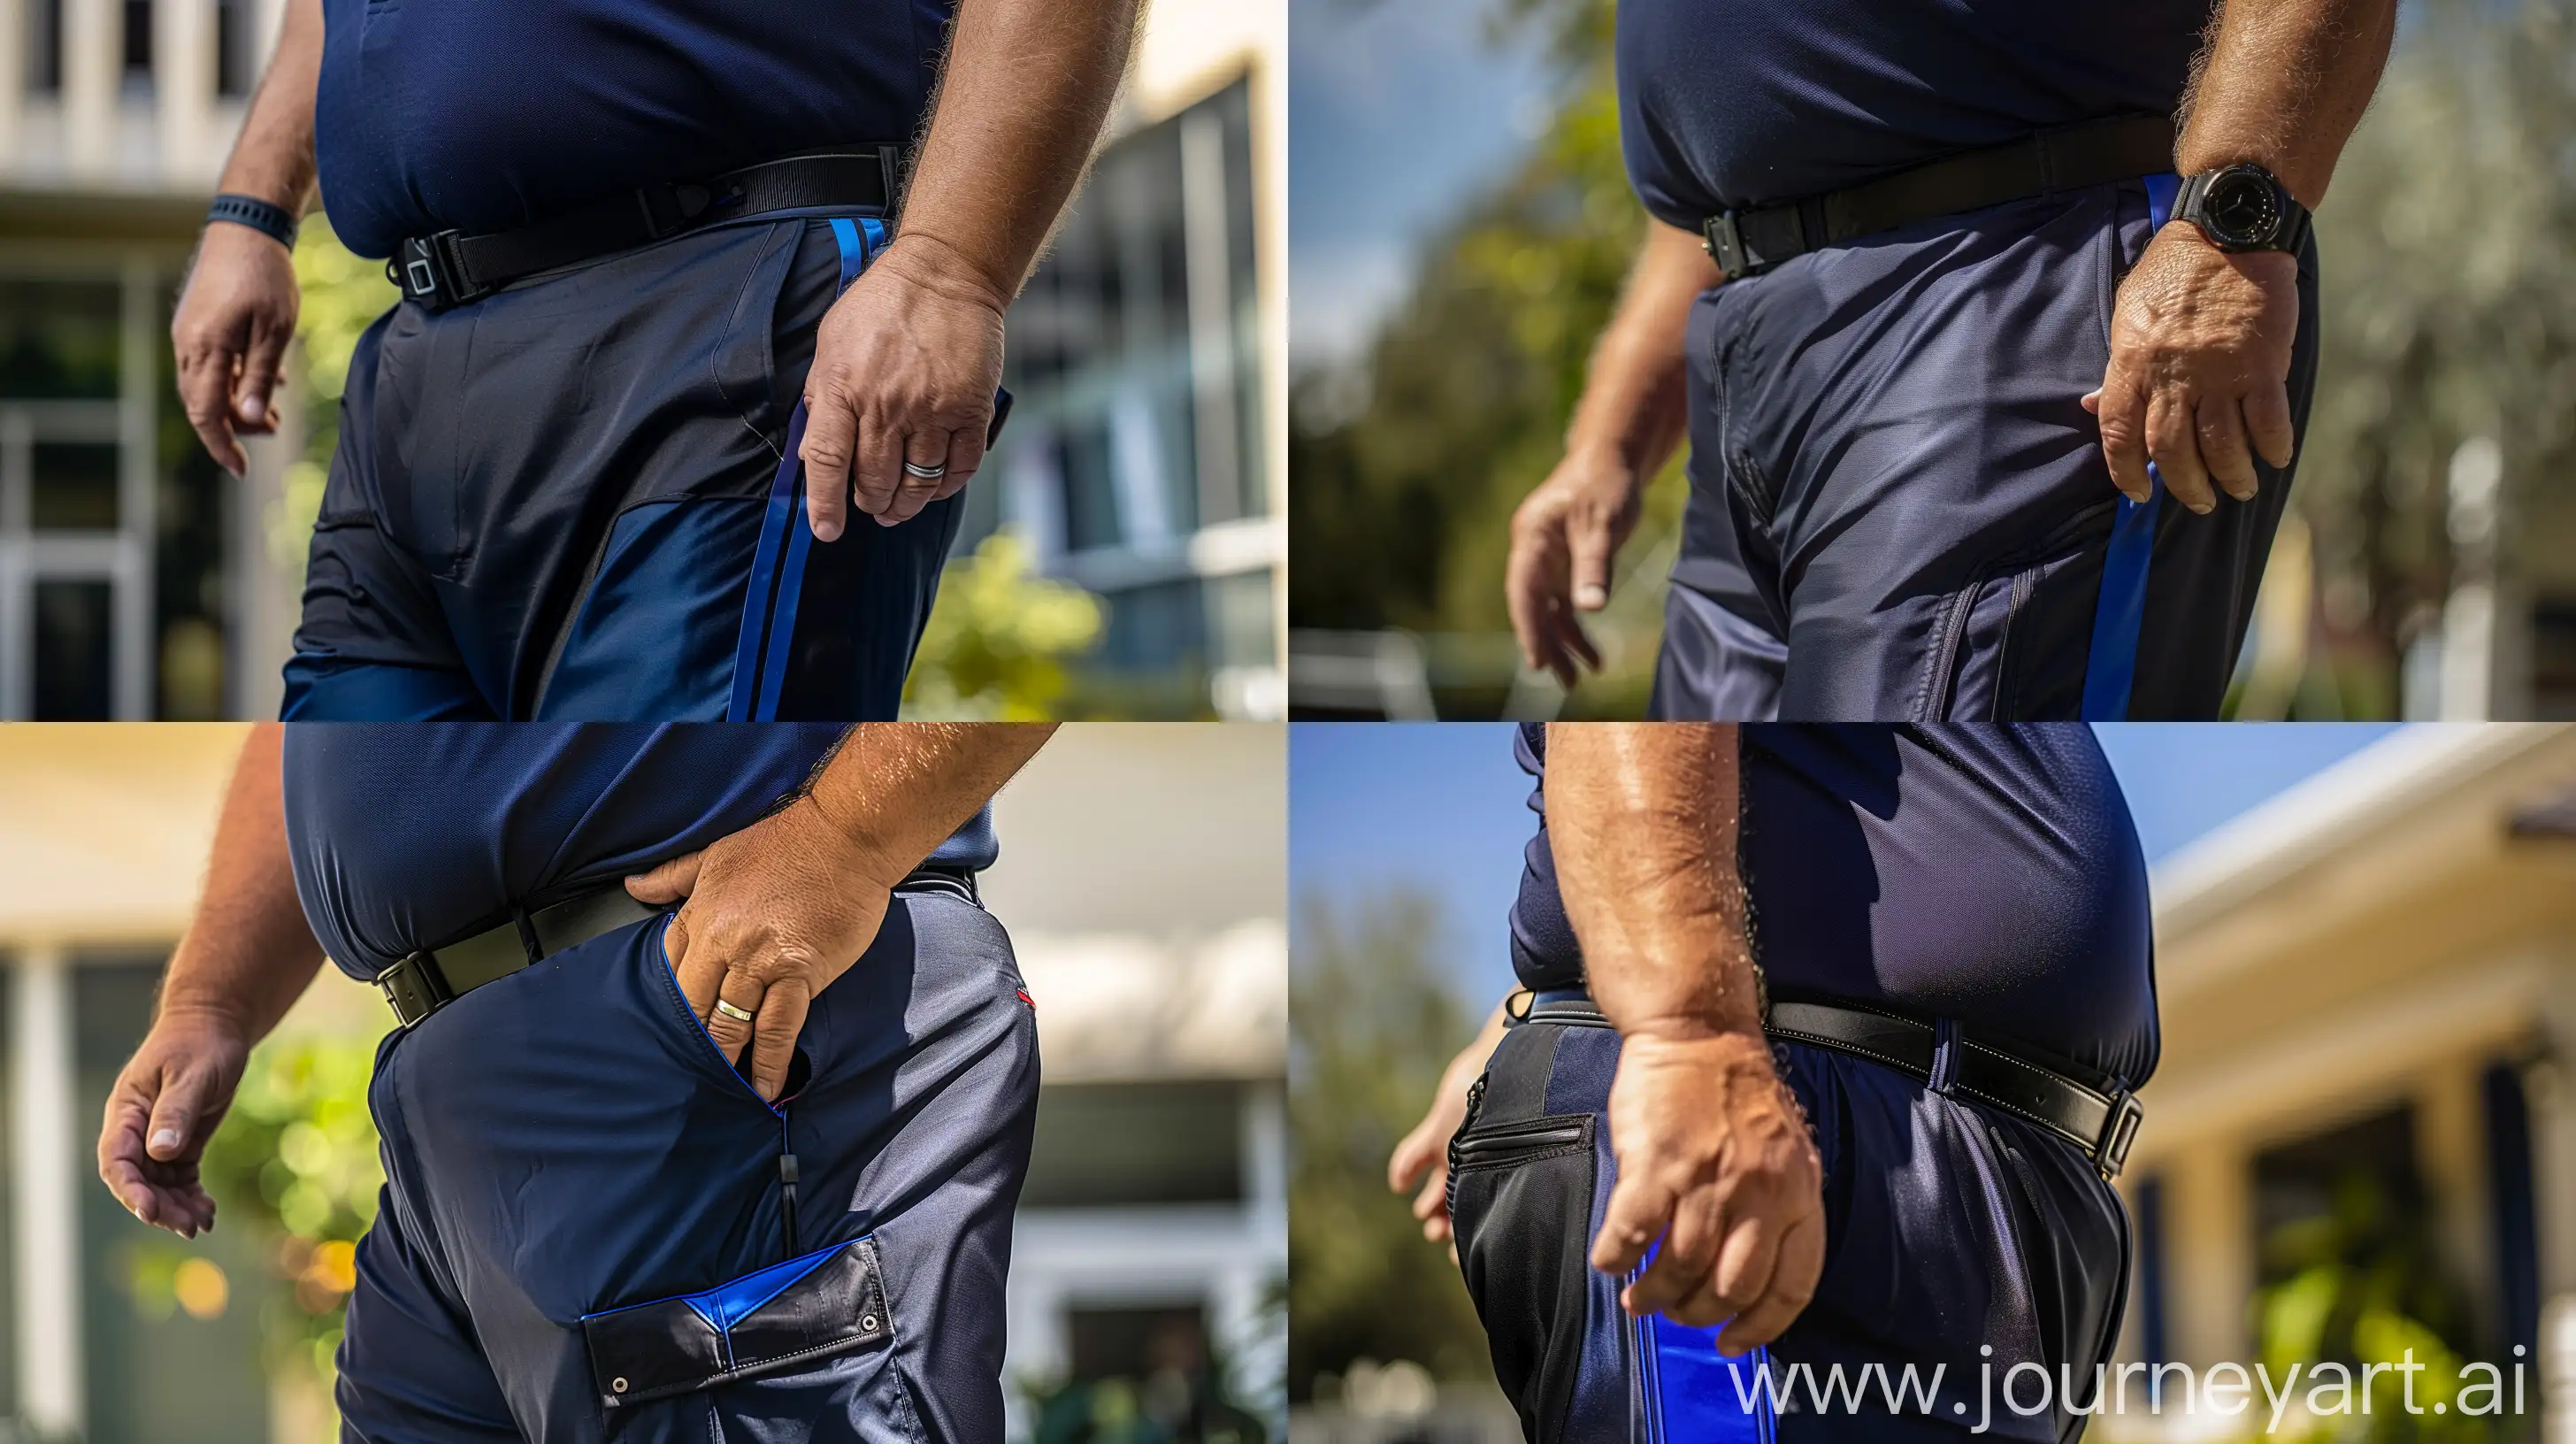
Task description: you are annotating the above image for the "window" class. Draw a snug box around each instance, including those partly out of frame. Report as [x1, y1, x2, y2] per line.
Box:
[24, 0, 64, 95]
[0, 271, 231, 719]
[215, 0, 255, 97]
[122, 0, 154, 86]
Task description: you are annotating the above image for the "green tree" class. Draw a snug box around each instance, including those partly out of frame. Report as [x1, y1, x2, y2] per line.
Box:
[1287, 888, 1496, 1399]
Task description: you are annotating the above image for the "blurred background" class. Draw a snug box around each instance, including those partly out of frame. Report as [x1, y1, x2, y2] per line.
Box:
[0, 722, 1287, 1443]
[0, 0, 1284, 722]
[1287, 0, 2576, 721]
[1288, 722, 2576, 1442]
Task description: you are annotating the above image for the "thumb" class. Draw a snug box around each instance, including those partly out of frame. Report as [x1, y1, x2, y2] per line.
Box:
[625, 851, 704, 905]
[145, 1065, 216, 1160]
[1568, 509, 1616, 612]
[1590, 1165, 1675, 1279]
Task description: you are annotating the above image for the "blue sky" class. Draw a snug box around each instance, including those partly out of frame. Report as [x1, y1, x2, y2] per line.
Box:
[1290, 724, 2403, 1002]
[1289, 0, 1552, 365]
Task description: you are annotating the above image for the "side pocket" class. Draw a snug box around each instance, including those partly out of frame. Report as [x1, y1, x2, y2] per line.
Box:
[580, 1237, 893, 1409]
[1918, 501, 2117, 720]
[1447, 1113, 1599, 1444]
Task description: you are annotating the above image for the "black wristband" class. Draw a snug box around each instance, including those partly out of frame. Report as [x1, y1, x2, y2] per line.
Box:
[207, 193, 299, 250]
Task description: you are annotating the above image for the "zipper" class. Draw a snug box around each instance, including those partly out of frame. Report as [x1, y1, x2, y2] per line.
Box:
[778, 1131, 801, 1259]
[1447, 1114, 1593, 1170]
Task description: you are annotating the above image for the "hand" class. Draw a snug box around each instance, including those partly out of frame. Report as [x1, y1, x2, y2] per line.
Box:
[2083, 222, 2299, 516]
[1387, 1010, 1512, 1256]
[1506, 447, 1642, 688]
[1591, 1030, 1823, 1354]
[625, 798, 900, 1101]
[799, 233, 1008, 541]
[96, 1008, 251, 1239]
[173, 222, 300, 479]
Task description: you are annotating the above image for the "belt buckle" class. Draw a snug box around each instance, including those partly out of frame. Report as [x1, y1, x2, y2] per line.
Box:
[2095, 1090, 2145, 1180]
[378, 950, 454, 1029]
[394, 232, 482, 312]
[1702, 211, 1749, 280]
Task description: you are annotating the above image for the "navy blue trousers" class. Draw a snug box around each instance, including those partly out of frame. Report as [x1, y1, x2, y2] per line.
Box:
[1448, 1015, 2129, 1443]
[338, 887, 1038, 1442]
[283, 213, 964, 722]
[1651, 177, 2321, 721]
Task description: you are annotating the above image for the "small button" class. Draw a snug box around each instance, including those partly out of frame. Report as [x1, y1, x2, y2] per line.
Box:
[611, 1378, 628, 1394]
[862, 1315, 879, 1332]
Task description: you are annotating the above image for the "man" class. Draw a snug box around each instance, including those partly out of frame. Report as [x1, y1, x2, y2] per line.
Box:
[99, 722, 1053, 1441]
[1506, 0, 2396, 719]
[1390, 724, 2155, 1441]
[176, 0, 1138, 720]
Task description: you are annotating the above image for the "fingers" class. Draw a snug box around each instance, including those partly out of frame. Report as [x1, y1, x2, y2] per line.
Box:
[1590, 1158, 1677, 1281]
[1388, 1120, 1439, 1194]
[2146, 389, 2215, 514]
[1412, 1172, 1453, 1243]
[1504, 525, 1565, 680]
[932, 410, 992, 503]
[2092, 367, 2152, 504]
[1718, 1211, 1823, 1356]
[178, 349, 245, 478]
[847, 411, 905, 530]
[668, 909, 721, 1019]
[701, 967, 768, 1067]
[1625, 1180, 1726, 1317]
[799, 398, 855, 543]
[2244, 380, 2296, 472]
[1667, 1212, 1782, 1330]
[144, 1063, 216, 1163]
[1568, 506, 1616, 613]
[2194, 393, 2259, 503]
[625, 851, 705, 906]
[878, 431, 953, 528]
[743, 978, 811, 1102]
[233, 319, 289, 437]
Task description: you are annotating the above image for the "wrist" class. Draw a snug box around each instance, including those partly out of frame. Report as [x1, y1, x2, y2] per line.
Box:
[206, 193, 300, 252]
[791, 794, 913, 896]
[151, 995, 255, 1047]
[876, 230, 1015, 317]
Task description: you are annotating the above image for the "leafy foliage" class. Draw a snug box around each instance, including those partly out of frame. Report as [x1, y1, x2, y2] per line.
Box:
[903, 530, 1107, 718]
[1287, 889, 1496, 1399]
[194, 1033, 387, 1386]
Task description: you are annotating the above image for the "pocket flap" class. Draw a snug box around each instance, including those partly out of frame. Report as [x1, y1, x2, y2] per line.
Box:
[581, 1238, 893, 1408]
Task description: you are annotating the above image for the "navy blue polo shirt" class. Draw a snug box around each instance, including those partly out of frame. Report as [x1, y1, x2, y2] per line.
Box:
[1615, 0, 2204, 221]
[313, 0, 953, 259]
[1510, 725, 2157, 1087]
[284, 724, 998, 979]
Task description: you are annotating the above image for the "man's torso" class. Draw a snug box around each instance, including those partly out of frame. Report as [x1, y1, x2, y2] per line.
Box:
[314, 0, 954, 257]
[282, 723, 998, 978]
[1614, 0, 2204, 221]
[1509, 722, 2158, 1087]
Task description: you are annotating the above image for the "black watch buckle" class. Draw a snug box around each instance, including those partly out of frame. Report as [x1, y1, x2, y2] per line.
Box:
[2095, 1090, 2145, 1181]
[378, 950, 456, 1028]
[390, 232, 487, 312]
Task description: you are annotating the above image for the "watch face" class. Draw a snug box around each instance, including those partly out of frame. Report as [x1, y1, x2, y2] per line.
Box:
[2203, 167, 2282, 248]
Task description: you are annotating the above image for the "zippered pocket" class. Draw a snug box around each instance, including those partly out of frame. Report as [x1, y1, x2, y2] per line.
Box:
[1448, 1111, 1600, 1443]
[579, 1237, 893, 1409]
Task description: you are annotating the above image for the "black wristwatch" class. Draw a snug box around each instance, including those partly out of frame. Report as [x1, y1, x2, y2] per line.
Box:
[2172, 163, 2311, 255]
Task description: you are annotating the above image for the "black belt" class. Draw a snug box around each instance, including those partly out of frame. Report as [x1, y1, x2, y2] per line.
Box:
[391, 145, 906, 312]
[1518, 989, 2143, 1181]
[376, 864, 980, 1029]
[1701, 113, 2178, 282]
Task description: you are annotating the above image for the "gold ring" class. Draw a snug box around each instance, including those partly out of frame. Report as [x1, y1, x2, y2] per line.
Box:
[713, 998, 755, 1025]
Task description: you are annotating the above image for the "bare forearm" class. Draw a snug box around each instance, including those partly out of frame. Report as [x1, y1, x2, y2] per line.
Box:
[215, 0, 323, 213]
[158, 724, 326, 1040]
[1564, 222, 1714, 480]
[2179, 0, 2396, 207]
[1545, 723, 1760, 1041]
[801, 724, 1057, 887]
[897, 0, 1144, 305]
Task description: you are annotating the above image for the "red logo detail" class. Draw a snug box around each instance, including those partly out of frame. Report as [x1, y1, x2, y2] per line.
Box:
[1015, 987, 1035, 1010]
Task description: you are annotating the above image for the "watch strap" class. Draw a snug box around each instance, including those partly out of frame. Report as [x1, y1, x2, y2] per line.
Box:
[207, 193, 300, 250]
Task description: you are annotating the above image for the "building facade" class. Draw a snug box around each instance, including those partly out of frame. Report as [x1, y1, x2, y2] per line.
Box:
[2111, 725, 2576, 1440]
